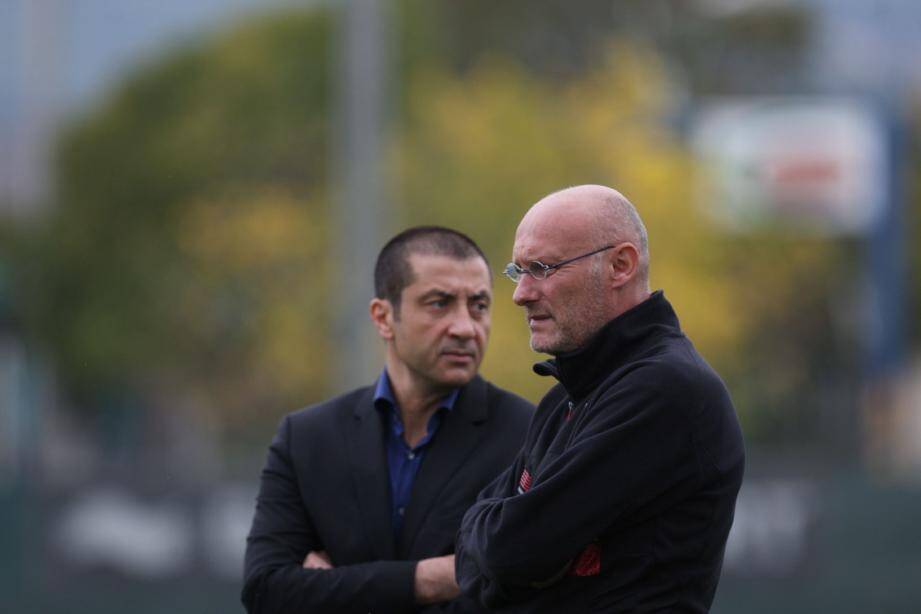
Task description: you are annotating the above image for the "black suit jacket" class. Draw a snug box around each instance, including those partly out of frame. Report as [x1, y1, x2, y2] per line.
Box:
[242, 375, 533, 614]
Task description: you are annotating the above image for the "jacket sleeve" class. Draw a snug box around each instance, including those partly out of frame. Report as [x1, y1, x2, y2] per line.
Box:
[455, 365, 702, 607]
[241, 415, 418, 614]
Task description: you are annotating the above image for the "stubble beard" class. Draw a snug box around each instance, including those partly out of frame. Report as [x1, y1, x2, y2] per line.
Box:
[528, 259, 609, 356]
[529, 316, 598, 355]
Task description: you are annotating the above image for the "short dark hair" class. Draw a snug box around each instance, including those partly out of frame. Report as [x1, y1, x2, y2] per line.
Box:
[374, 226, 489, 309]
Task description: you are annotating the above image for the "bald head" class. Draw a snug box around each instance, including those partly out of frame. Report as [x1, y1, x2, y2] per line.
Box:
[511, 184, 652, 354]
[518, 184, 649, 288]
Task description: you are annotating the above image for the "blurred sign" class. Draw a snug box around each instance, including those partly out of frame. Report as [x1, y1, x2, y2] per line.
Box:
[54, 485, 256, 579]
[692, 99, 888, 235]
[722, 478, 817, 578]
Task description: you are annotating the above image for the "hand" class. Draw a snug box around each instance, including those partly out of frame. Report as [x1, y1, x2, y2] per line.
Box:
[414, 555, 460, 605]
[302, 550, 334, 569]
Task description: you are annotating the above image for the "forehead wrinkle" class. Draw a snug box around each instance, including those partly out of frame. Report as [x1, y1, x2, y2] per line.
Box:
[418, 288, 455, 299]
[410, 275, 492, 299]
[407, 254, 491, 284]
[514, 218, 590, 265]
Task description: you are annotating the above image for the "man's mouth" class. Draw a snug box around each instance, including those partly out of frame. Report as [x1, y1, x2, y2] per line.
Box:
[527, 313, 552, 326]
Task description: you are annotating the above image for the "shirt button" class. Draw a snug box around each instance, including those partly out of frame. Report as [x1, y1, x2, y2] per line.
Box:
[407, 452, 416, 460]
[398, 507, 405, 516]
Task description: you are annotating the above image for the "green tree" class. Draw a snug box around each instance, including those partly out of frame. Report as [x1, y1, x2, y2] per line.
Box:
[16, 11, 334, 435]
[394, 46, 763, 406]
[6, 2, 862, 452]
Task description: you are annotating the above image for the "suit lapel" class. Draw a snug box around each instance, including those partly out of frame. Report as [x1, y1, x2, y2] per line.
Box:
[346, 388, 396, 560]
[398, 376, 489, 557]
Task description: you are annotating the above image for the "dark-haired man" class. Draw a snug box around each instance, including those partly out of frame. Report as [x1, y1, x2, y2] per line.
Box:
[456, 185, 744, 612]
[243, 226, 533, 614]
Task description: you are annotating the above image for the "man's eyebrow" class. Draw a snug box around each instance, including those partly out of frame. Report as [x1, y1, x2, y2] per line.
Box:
[419, 289, 455, 301]
[469, 291, 491, 303]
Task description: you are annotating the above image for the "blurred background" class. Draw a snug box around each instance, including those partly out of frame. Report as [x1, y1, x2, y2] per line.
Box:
[2, 0, 920, 612]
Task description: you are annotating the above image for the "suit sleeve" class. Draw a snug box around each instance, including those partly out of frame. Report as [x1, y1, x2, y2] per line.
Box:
[455, 366, 701, 607]
[241, 415, 418, 614]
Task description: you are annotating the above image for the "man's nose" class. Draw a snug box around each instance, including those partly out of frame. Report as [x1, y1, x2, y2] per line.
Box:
[512, 274, 538, 306]
[448, 307, 476, 338]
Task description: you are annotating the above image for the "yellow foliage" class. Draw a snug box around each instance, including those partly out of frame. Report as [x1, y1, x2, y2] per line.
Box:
[175, 188, 331, 420]
[396, 45, 750, 402]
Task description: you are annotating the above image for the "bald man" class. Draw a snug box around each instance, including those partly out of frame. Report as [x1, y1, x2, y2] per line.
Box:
[455, 185, 745, 612]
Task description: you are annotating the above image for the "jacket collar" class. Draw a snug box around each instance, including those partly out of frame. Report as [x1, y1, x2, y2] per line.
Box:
[533, 290, 681, 402]
[398, 374, 488, 557]
[348, 375, 490, 559]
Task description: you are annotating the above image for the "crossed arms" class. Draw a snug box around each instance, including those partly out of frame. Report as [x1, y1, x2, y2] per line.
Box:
[302, 549, 458, 605]
[241, 416, 460, 614]
[455, 373, 703, 607]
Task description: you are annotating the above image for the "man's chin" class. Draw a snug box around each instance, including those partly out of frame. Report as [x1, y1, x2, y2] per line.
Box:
[435, 366, 477, 389]
[529, 334, 560, 355]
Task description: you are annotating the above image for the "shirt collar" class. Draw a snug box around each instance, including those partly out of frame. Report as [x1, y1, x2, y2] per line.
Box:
[373, 369, 460, 414]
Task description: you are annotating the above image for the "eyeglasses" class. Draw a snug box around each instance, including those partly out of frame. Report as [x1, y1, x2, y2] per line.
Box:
[503, 245, 615, 282]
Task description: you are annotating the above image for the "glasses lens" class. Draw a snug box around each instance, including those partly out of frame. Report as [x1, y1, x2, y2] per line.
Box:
[527, 261, 548, 280]
[503, 263, 521, 282]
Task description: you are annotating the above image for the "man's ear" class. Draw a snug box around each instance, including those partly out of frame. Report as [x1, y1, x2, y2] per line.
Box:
[369, 297, 396, 340]
[609, 242, 639, 289]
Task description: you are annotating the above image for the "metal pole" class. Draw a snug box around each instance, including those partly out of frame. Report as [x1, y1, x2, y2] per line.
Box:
[333, 0, 391, 390]
[865, 106, 907, 379]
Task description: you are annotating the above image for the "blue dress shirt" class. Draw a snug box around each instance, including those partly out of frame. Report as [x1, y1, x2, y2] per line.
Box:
[373, 370, 459, 543]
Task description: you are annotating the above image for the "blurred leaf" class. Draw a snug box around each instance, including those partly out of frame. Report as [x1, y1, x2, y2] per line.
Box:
[395, 46, 753, 403]
[17, 10, 333, 424]
[4, 2, 870, 452]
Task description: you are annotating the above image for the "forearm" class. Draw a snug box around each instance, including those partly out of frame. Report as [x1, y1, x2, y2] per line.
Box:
[454, 451, 553, 605]
[455, 496, 572, 608]
[244, 414, 422, 613]
[414, 555, 460, 605]
[243, 559, 418, 614]
[457, 391, 699, 603]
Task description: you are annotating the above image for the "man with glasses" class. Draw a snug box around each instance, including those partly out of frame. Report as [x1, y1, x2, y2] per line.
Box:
[455, 185, 745, 612]
[243, 226, 533, 614]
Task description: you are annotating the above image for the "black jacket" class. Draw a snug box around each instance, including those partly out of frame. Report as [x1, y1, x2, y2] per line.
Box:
[456, 292, 745, 612]
[242, 375, 533, 614]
